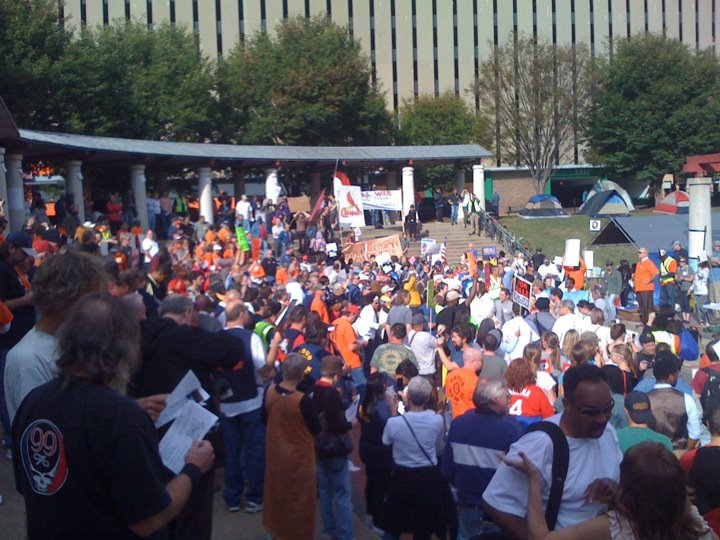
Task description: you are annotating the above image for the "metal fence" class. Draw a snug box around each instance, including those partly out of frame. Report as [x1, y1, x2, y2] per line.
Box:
[479, 210, 532, 260]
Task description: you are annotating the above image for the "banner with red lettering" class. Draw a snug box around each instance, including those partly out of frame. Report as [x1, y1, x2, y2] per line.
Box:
[360, 190, 402, 211]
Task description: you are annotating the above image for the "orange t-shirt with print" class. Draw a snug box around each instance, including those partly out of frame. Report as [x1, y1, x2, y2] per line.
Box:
[445, 368, 478, 419]
[509, 384, 554, 418]
[331, 317, 361, 369]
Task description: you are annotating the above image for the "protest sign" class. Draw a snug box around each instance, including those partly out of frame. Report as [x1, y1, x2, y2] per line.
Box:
[342, 234, 403, 261]
[512, 275, 532, 310]
[337, 185, 366, 227]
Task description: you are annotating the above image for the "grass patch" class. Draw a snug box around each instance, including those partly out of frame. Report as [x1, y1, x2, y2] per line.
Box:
[500, 215, 638, 266]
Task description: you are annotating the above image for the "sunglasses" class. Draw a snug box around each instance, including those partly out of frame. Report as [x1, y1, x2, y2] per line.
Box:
[570, 399, 615, 417]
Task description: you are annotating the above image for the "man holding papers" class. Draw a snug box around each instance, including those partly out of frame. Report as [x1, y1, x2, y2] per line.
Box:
[12, 294, 215, 540]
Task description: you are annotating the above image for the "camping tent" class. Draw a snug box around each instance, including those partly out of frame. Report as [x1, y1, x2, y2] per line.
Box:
[584, 179, 636, 211]
[654, 191, 689, 215]
[518, 194, 569, 219]
[578, 190, 633, 217]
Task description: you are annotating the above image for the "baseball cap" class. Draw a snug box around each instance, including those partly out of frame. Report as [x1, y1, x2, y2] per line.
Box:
[412, 313, 426, 325]
[659, 248, 667, 256]
[446, 290, 461, 302]
[381, 285, 394, 294]
[346, 304, 361, 315]
[624, 391, 655, 425]
[320, 355, 344, 377]
[7, 231, 37, 257]
[638, 332, 655, 345]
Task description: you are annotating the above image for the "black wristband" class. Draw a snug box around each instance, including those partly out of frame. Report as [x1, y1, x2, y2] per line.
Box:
[180, 463, 203, 488]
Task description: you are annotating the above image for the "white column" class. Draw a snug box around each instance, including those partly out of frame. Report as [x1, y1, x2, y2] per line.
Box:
[310, 172, 321, 198]
[6, 154, 24, 232]
[130, 164, 149, 231]
[454, 166, 465, 192]
[386, 170, 398, 190]
[65, 160, 85, 223]
[402, 166, 415, 218]
[472, 164, 486, 211]
[0, 149, 7, 222]
[265, 169, 280, 203]
[198, 166, 214, 225]
[688, 176, 714, 263]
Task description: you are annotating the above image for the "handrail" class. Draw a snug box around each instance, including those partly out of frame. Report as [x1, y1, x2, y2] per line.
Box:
[479, 209, 532, 260]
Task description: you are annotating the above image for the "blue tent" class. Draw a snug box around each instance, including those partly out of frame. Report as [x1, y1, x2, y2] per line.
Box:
[518, 194, 569, 219]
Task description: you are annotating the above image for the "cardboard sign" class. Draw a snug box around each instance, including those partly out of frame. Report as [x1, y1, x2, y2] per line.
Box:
[287, 195, 311, 213]
[512, 275, 532, 310]
[342, 234, 403, 262]
[564, 239, 581, 267]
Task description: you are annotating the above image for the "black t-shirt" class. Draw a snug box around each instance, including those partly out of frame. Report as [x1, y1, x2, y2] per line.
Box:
[437, 303, 470, 332]
[12, 377, 171, 540]
[261, 257, 278, 277]
[0, 259, 34, 350]
[688, 446, 720, 515]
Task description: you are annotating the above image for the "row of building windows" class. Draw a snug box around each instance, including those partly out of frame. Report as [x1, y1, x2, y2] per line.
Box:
[62, 0, 720, 164]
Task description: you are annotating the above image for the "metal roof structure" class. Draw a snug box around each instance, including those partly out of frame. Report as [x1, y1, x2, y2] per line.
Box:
[0, 100, 492, 169]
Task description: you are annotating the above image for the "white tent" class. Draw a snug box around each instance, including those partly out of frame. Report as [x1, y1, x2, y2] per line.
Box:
[584, 180, 635, 211]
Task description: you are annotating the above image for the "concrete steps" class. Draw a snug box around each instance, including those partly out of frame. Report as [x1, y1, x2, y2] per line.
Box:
[359, 220, 499, 265]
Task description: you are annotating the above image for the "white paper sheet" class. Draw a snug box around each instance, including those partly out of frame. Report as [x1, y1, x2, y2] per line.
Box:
[345, 396, 360, 423]
[159, 401, 218, 474]
[155, 370, 210, 428]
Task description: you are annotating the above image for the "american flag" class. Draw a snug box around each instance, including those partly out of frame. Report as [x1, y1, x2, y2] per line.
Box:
[440, 243, 447, 265]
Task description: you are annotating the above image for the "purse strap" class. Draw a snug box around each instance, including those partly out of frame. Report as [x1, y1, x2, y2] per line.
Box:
[400, 413, 435, 467]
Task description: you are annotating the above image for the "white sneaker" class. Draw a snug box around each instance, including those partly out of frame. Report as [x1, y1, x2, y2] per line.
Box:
[245, 501, 263, 513]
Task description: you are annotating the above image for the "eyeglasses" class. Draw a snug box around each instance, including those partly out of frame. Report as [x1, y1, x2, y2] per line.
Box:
[680, 260, 687, 263]
[570, 399, 615, 417]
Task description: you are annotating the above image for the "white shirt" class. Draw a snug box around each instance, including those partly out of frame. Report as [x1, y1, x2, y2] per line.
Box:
[219, 331, 266, 417]
[355, 304, 381, 341]
[235, 200, 251, 221]
[407, 330, 438, 375]
[5, 328, 59, 423]
[141, 236, 159, 263]
[483, 414, 622, 530]
[470, 292, 495, 321]
[537, 263, 561, 278]
[552, 313, 579, 347]
[501, 316, 539, 361]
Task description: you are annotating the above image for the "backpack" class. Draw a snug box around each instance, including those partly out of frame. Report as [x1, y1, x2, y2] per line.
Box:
[700, 367, 720, 423]
[679, 328, 700, 362]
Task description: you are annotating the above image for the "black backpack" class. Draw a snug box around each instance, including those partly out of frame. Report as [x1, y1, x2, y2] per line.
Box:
[700, 367, 720, 423]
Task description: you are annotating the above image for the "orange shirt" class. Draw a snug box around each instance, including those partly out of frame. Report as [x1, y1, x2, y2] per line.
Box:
[445, 368, 478, 419]
[634, 258, 659, 292]
[205, 230, 216, 244]
[218, 227, 232, 244]
[312, 296, 331, 324]
[331, 317, 361, 369]
[276, 266, 289, 286]
[509, 384, 554, 418]
[563, 258, 587, 290]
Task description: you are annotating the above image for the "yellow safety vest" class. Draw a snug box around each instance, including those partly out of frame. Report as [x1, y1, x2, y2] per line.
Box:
[651, 330, 677, 354]
[660, 257, 677, 285]
[489, 275, 503, 300]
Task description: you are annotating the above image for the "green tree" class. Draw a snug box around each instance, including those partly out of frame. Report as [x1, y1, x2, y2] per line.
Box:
[216, 15, 393, 145]
[53, 22, 218, 141]
[587, 34, 720, 187]
[0, 0, 70, 128]
[398, 92, 491, 187]
[472, 35, 593, 194]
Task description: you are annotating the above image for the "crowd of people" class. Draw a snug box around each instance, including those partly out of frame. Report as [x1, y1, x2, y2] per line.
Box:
[2, 187, 720, 539]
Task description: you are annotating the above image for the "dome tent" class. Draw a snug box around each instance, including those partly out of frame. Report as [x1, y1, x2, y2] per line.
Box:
[578, 190, 633, 217]
[583, 179, 636, 211]
[518, 194, 569, 219]
[654, 190, 689, 215]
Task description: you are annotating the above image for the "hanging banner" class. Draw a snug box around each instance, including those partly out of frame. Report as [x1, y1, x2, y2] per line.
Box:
[360, 190, 403, 211]
[342, 234, 403, 261]
[337, 185, 366, 227]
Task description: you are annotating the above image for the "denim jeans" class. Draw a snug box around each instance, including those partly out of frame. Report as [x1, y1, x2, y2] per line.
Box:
[659, 282, 677, 308]
[351, 367, 366, 402]
[219, 408, 266, 507]
[457, 505, 502, 540]
[317, 456, 353, 540]
[450, 205, 458, 224]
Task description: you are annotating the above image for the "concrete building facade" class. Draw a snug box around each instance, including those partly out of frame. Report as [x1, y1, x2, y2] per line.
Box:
[60, 0, 719, 165]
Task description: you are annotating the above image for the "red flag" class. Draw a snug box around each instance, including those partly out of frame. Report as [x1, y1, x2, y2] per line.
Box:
[309, 188, 327, 223]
